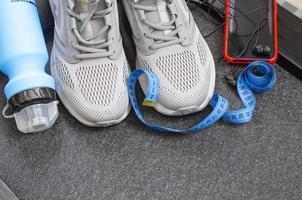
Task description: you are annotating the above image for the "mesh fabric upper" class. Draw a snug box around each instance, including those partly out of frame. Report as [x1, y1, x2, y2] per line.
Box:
[61, 85, 129, 123]
[75, 63, 118, 106]
[53, 56, 130, 124]
[197, 37, 208, 68]
[157, 50, 200, 92]
[137, 36, 213, 111]
[56, 60, 75, 89]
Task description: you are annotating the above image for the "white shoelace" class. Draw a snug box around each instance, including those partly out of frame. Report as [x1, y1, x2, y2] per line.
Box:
[66, 0, 114, 59]
[134, 0, 185, 49]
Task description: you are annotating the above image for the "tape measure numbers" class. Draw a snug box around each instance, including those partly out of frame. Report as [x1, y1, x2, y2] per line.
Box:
[127, 69, 229, 133]
[223, 61, 276, 123]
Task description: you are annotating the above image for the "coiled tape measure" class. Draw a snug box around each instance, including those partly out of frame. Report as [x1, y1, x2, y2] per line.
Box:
[127, 61, 276, 134]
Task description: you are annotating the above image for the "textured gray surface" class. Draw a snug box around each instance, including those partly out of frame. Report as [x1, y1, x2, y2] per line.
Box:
[0, 4, 302, 200]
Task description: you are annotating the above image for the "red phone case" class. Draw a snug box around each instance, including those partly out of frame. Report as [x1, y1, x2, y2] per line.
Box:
[224, 0, 278, 64]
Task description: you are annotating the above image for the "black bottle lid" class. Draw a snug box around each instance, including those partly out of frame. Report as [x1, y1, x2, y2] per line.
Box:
[8, 88, 56, 113]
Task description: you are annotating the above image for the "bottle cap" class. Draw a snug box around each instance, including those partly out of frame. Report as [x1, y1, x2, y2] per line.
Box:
[13, 101, 59, 133]
[8, 88, 59, 133]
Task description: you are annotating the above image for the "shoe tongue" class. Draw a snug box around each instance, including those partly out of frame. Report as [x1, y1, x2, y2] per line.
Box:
[142, 0, 172, 36]
[74, 0, 108, 42]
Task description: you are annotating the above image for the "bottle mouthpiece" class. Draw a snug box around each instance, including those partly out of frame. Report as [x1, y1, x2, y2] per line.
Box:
[8, 88, 58, 133]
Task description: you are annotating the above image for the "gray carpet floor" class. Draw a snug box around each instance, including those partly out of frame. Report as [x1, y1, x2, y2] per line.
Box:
[0, 4, 302, 200]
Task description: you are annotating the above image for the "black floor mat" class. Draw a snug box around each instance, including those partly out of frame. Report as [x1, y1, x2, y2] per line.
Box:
[0, 4, 301, 200]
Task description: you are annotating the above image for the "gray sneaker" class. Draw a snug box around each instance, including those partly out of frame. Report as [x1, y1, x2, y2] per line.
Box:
[122, 0, 216, 116]
[49, 0, 130, 127]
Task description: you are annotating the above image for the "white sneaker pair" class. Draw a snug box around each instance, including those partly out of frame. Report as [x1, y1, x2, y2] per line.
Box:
[49, 0, 215, 127]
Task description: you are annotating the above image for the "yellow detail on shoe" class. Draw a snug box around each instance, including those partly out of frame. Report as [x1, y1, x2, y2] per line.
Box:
[80, 0, 87, 7]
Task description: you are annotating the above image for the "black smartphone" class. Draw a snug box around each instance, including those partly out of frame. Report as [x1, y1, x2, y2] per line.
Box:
[224, 0, 278, 64]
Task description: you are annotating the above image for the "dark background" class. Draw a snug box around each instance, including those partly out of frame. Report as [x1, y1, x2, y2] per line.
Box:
[0, 1, 301, 200]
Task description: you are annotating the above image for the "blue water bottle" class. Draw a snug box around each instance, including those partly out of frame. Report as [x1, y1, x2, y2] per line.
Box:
[0, 0, 58, 133]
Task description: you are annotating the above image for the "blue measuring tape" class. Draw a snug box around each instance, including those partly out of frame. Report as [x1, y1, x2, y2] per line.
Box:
[128, 61, 276, 133]
[223, 61, 276, 123]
